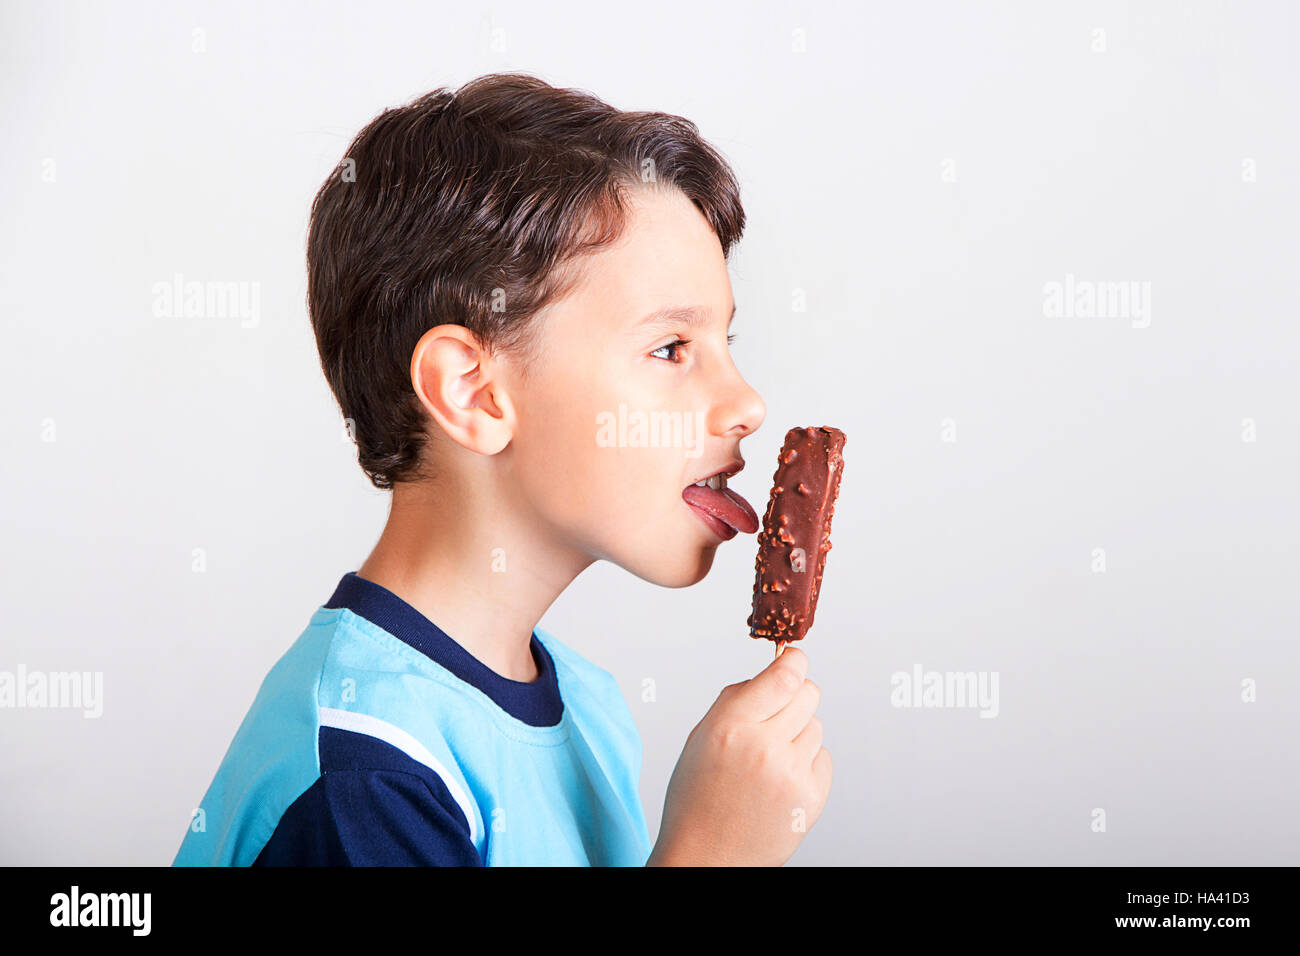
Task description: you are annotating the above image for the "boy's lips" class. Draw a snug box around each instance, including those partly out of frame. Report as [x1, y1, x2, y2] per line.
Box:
[681, 481, 760, 538]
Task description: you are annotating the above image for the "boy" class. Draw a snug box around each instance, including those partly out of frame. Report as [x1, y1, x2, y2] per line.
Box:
[173, 73, 831, 867]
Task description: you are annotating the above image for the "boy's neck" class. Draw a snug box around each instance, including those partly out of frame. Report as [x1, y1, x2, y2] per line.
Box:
[356, 477, 593, 683]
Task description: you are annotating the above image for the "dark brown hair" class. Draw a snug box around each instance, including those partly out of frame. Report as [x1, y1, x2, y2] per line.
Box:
[307, 72, 746, 489]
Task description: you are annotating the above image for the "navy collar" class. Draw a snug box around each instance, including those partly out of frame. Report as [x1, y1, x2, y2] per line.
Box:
[324, 571, 564, 728]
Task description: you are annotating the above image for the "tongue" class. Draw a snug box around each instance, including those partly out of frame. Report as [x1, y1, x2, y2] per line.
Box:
[682, 484, 760, 534]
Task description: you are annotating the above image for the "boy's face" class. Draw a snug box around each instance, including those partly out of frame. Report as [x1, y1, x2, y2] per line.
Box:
[505, 185, 766, 587]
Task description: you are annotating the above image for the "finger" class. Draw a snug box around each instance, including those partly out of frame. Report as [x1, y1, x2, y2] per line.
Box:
[763, 677, 820, 742]
[730, 646, 809, 721]
[791, 714, 823, 765]
[812, 747, 833, 800]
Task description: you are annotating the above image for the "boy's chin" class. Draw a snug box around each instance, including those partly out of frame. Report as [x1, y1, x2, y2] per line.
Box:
[610, 542, 721, 589]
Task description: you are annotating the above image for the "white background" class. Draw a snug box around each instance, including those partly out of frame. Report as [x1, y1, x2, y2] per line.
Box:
[2, 0, 1297, 865]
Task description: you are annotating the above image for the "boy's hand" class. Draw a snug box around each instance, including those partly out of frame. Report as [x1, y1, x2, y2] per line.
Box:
[647, 646, 832, 866]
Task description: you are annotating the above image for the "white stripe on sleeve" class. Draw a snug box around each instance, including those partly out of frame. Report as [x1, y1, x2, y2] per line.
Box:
[318, 706, 480, 847]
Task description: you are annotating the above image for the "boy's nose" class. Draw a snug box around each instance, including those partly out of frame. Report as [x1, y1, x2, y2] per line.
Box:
[714, 375, 766, 438]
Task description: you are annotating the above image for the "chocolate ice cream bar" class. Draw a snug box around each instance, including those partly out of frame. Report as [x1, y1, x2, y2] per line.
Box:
[747, 426, 847, 644]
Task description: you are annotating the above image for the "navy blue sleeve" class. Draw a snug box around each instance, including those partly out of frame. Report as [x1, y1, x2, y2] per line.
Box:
[253, 769, 483, 867]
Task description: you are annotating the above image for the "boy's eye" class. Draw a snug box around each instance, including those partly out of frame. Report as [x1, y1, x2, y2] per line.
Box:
[650, 333, 737, 363]
[651, 339, 689, 362]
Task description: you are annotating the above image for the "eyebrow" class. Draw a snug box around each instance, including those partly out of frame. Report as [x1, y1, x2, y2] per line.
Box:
[633, 302, 737, 331]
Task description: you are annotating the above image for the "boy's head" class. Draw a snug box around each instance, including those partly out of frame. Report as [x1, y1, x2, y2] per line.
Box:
[307, 73, 765, 586]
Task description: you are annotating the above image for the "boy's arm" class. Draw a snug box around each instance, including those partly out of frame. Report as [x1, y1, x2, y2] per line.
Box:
[639, 648, 832, 867]
[253, 769, 482, 867]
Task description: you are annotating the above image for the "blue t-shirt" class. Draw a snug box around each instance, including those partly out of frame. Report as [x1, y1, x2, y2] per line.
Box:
[172, 572, 652, 866]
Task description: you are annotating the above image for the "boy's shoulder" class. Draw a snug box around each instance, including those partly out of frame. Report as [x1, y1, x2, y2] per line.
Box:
[175, 604, 488, 866]
[174, 575, 647, 866]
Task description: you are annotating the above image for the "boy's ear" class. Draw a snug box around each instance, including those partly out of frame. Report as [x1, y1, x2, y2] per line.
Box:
[409, 325, 514, 455]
